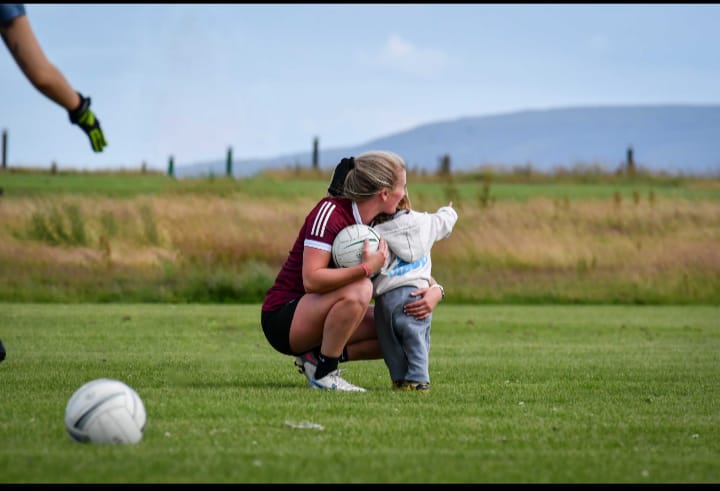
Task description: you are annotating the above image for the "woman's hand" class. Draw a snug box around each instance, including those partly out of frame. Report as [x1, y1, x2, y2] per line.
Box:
[362, 237, 388, 275]
[404, 284, 443, 320]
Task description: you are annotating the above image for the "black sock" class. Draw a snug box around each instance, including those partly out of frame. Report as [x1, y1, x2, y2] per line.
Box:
[339, 347, 349, 363]
[314, 352, 340, 380]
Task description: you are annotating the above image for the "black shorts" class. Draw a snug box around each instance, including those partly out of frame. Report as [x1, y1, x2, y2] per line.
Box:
[261, 298, 299, 356]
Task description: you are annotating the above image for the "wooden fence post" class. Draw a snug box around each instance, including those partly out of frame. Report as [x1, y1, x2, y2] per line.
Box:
[2, 129, 7, 169]
[226, 146, 233, 177]
[626, 145, 635, 177]
[312, 137, 319, 170]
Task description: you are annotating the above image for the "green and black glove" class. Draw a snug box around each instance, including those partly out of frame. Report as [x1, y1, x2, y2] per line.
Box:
[68, 92, 107, 153]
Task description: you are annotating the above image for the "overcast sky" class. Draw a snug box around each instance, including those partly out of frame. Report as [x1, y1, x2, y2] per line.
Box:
[1, 3, 718, 171]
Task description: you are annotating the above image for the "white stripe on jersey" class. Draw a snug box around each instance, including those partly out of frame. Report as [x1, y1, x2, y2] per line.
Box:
[304, 239, 332, 252]
[318, 203, 335, 237]
[310, 201, 330, 236]
[311, 201, 335, 238]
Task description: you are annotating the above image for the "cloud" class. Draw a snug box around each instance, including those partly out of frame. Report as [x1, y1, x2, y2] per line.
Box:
[375, 34, 449, 78]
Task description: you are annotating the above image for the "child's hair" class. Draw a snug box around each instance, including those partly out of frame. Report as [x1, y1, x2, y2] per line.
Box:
[373, 192, 412, 225]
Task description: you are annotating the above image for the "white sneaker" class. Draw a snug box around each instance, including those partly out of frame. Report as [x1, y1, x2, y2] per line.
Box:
[294, 352, 318, 384]
[310, 370, 366, 392]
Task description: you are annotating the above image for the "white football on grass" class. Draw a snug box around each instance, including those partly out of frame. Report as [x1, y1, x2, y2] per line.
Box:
[65, 378, 146, 445]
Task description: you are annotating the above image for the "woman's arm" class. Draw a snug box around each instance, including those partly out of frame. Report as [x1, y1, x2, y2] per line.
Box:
[302, 239, 388, 293]
[403, 277, 444, 320]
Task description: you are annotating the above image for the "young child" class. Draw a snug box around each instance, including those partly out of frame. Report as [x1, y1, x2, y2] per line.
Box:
[371, 195, 458, 392]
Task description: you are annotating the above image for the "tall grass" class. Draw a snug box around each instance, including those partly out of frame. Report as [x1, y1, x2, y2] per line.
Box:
[1, 171, 719, 303]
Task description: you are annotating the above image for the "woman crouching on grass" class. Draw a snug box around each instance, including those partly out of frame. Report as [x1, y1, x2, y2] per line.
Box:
[260, 150, 443, 391]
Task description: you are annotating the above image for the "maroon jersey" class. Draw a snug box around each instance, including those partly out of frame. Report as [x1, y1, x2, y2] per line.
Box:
[262, 197, 363, 312]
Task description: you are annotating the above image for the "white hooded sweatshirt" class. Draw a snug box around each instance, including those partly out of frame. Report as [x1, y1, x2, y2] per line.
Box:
[371, 204, 458, 297]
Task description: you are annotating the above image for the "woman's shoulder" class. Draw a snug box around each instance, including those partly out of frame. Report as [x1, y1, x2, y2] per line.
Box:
[306, 196, 355, 226]
[313, 195, 352, 210]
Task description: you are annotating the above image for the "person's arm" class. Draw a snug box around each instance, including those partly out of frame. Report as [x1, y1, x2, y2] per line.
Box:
[404, 276, 444, 321]
[1, 14, 79, 110]
[301, 238, 388, 294]
[1, 13, 107, 152]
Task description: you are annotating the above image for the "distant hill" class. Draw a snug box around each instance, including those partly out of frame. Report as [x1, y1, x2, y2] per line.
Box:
[177, 105, 720, 178]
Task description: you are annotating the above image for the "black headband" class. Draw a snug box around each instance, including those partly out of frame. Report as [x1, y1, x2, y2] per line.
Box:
[327, 156, 355, 197]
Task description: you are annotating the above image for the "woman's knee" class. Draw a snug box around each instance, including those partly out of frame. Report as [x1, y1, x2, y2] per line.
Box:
[343, 279, 373, 306]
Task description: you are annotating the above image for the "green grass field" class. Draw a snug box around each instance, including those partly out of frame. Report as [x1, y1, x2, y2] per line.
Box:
[1, 303, 718, 483]
[2, 167, 719, 201]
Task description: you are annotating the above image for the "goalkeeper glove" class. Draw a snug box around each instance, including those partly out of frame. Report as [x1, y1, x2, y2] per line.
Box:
[68, 92, 107, 152]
